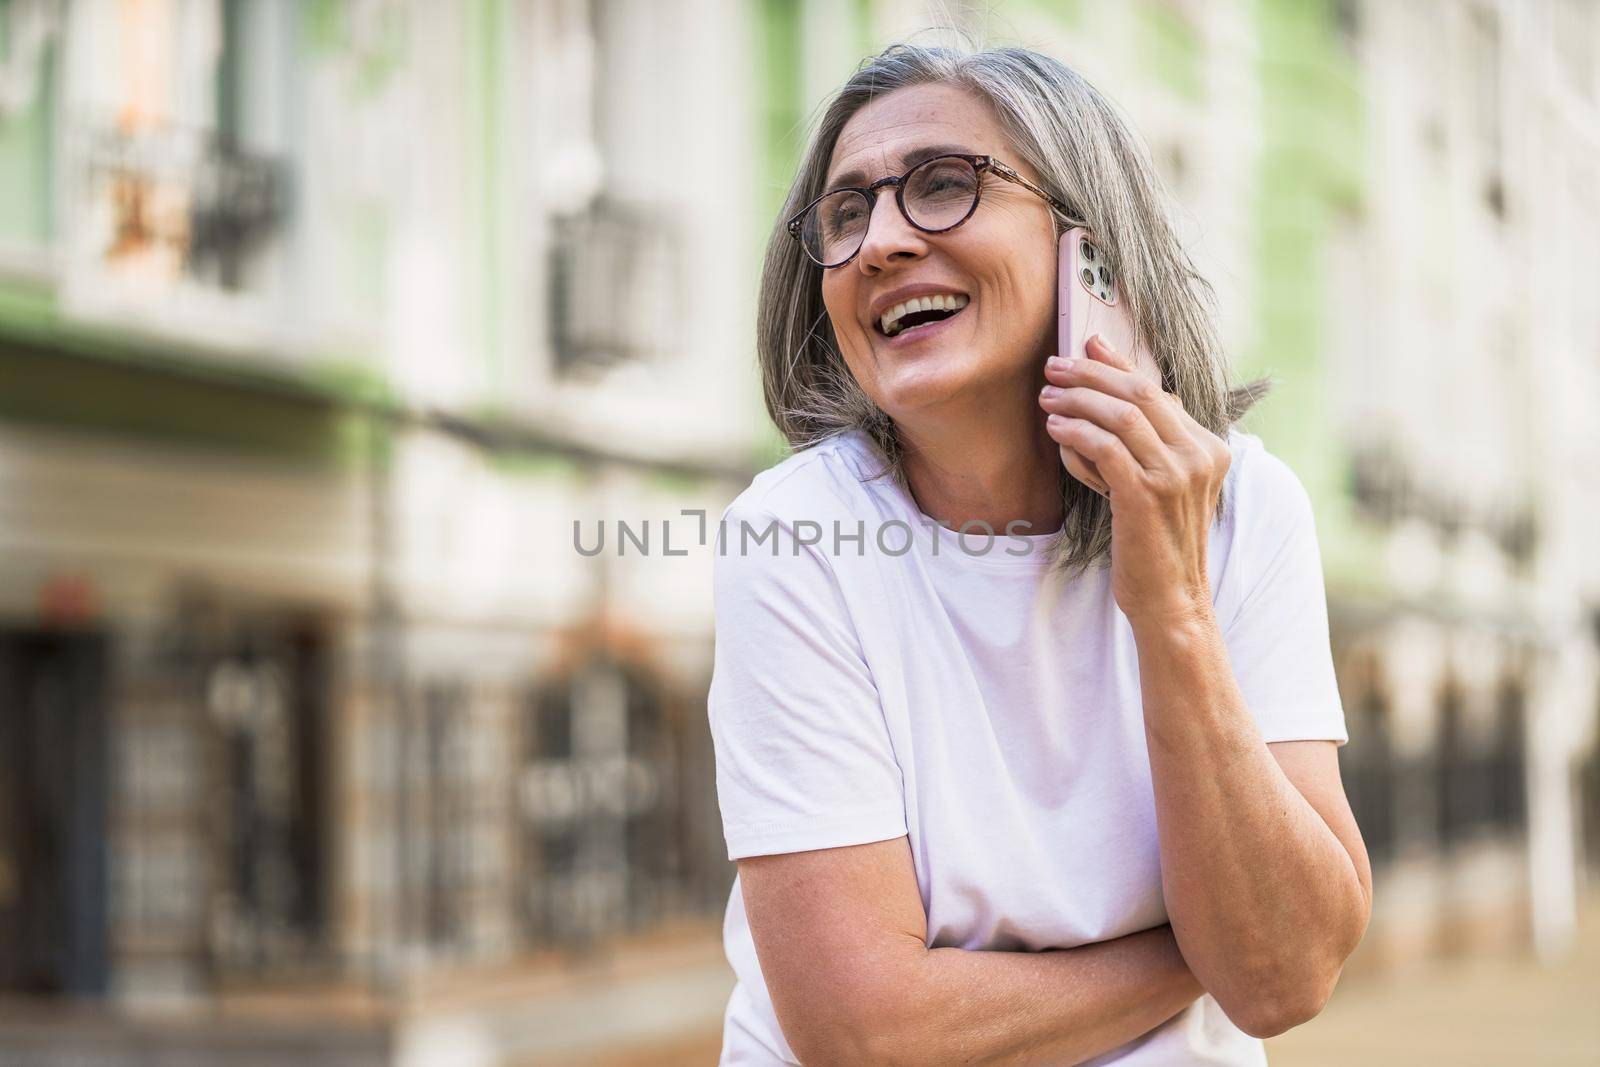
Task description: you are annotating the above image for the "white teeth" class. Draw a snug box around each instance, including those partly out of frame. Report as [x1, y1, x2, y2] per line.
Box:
[878, 293, 969, 336]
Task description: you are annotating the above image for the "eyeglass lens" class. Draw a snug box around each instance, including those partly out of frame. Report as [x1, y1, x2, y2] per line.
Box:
[800, 156, 981, 266]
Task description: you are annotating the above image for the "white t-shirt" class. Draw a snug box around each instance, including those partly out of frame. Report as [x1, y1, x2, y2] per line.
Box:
[708, 427, 1348, 1065]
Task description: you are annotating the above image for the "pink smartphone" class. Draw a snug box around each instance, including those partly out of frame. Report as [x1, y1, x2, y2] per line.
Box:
[1057, 227, 1140, 363]
[1055, 227, 1149, 495]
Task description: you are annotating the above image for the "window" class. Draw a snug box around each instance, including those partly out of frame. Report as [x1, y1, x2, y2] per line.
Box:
[547, 196, 682, 377]
[1467, 7, 1505, 220]
[70, 0, 291, 307]
[518, 660, 686, 950]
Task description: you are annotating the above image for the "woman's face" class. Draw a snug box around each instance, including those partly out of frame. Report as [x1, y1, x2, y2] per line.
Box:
[820, 82, 1059, 421]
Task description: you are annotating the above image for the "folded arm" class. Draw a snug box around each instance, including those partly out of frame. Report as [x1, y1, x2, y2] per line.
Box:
[740, 835, 1203, 1067]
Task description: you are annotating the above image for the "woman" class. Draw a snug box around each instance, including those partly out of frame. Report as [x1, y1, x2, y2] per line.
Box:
[709, 41, 1371, 1066]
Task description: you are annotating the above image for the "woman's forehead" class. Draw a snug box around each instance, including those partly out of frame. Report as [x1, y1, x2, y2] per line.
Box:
[827, 83, 1004, 183]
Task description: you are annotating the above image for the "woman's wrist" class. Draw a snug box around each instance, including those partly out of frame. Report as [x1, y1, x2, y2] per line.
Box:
[1126, 595, 1218, 645]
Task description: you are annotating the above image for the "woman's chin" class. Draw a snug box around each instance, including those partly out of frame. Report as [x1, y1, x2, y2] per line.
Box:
[875, 357, 985, 414]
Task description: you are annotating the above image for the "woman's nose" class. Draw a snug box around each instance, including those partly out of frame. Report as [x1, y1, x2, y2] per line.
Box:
[855, 188, 925, 271]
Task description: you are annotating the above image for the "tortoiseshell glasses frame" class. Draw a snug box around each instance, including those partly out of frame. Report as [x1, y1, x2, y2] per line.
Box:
[786, 153, 1083, 268]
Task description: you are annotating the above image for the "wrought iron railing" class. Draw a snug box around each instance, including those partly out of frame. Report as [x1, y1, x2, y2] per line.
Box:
[79, 119, 287, 290]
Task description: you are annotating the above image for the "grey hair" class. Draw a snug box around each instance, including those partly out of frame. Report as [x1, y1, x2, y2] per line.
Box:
[755, 40, 1272, 579]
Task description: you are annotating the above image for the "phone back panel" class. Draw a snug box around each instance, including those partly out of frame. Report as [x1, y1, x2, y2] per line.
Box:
[1057, 227, 1146, 370]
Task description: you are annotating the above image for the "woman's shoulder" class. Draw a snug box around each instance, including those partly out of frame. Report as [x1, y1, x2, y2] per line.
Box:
[710, 432, 885, 609]
[1221, 427, 1316, 534]
[1211, 427, 1323, 621]
[719, 428, 885, 529]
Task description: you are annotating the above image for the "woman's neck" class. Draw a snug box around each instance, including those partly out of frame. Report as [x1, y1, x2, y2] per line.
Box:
[896, 400, 1064, 537]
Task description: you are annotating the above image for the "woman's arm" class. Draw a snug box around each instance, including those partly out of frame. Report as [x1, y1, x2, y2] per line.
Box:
[1131, 607, 1372, 1038]
[741, 835, 1203, 1067]
[1039, 335, 1372, 1037]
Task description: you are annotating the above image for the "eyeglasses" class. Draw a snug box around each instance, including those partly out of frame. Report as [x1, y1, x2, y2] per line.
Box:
[787, 153, 1080, 269]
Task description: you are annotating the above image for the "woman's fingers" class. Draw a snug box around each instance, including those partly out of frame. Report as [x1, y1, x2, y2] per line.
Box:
[1058, 443, 1110, 497]
[1046, 337, 1193, 462]
[1045, 412, 1141, 491]
[1040, 380, 1169, 470]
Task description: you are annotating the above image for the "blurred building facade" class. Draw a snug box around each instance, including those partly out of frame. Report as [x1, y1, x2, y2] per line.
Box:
[1307, 0, 1600, 967]
[0, 0, 766, 1062]
[0, 1, 1598, 1065]
[1008, 0, 1600, 971]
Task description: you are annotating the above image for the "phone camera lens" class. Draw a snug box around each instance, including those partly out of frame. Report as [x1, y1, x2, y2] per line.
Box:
[1080, 268, 1095, 287]
[1081, 240, 1095, 261]
[1098, 266, 1111, 285]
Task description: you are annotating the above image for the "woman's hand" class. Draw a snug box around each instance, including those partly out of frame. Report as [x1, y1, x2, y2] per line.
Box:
[1037, 334, 1230, 628]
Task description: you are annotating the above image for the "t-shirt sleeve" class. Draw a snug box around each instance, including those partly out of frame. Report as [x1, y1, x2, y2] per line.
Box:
[1218, 446, 1349, 745]
[707, 503, 909, 860]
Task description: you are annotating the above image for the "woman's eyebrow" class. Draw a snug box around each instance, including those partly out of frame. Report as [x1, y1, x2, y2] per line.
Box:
[825, 143, 974, 190]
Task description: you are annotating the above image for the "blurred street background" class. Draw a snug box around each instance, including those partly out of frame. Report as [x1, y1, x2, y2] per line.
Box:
[0, 0, 1598, 1064]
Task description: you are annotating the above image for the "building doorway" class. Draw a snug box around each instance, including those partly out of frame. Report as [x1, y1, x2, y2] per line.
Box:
[0, 627, 111, 996]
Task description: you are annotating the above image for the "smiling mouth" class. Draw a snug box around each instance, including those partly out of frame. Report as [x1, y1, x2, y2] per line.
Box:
[876, 293, 970, 337]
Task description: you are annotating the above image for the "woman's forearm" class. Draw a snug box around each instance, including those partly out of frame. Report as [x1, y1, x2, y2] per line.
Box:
[1130, 605, 1367, 1036]
[864, 923, 1202, 1067]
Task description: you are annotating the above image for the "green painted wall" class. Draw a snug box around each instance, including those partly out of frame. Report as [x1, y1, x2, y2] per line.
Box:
[750, 0, 807, 465]
[0, 43, 55, 247]
[1245, 0, 1380, 590]
[757, 0, 806, 231]
[1138, 2, 1204, 102]
[852, 0, 873, 55]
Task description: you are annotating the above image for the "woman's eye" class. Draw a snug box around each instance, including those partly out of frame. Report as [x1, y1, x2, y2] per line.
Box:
[918, 173, 975, 200]
[825, 205, 864, 231]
